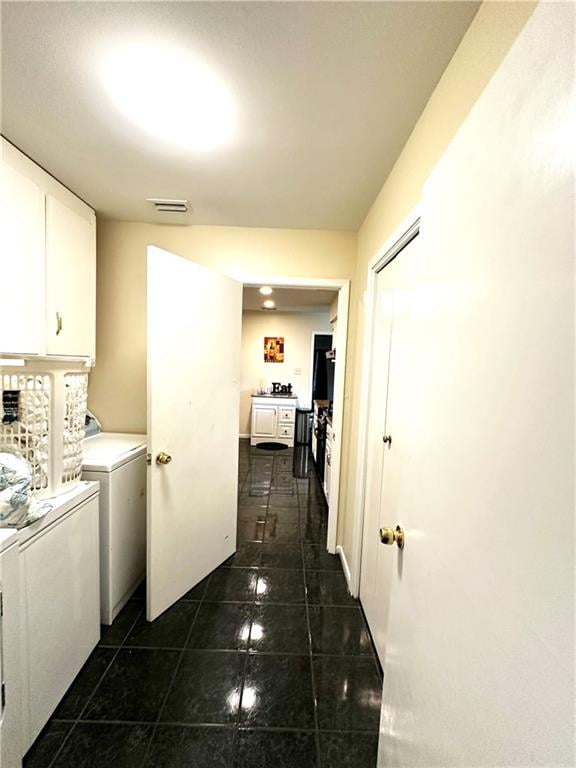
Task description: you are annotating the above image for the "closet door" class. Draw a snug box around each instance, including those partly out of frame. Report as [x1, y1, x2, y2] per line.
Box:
[359, 235, 420, 664]
[0, 159, 45, 355]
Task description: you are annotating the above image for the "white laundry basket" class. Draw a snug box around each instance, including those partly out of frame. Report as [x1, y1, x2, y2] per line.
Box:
[0, 360, 90, 499]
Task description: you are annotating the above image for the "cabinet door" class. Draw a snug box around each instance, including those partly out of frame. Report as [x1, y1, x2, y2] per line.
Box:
[46, 194, 96, 357]
[0, 160, 46, 355]
[252, 405, 277, 437]
[21, 495, 100, 748]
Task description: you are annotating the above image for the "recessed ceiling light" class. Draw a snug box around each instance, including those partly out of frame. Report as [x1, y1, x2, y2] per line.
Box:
[100, 44, 235, 151]
[259, 286, 273, 296]
[262, 300, 276, 309]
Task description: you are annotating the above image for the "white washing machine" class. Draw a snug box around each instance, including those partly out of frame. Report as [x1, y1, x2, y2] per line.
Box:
[82, 433, 147, 625]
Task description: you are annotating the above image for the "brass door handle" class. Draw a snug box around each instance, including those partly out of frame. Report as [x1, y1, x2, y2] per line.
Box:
[379, 525, 404, 549]
[156, 451, 172, 465]
[56, 312, 63, 336]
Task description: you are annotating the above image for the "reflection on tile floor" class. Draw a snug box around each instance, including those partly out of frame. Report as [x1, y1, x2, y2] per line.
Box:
[24, 440, 381, 768]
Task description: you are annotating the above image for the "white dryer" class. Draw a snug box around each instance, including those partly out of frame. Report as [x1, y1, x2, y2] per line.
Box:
[82, 433, 147, 625]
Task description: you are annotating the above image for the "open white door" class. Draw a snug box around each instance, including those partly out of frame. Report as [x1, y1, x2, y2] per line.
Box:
[146, 246, 241, 621]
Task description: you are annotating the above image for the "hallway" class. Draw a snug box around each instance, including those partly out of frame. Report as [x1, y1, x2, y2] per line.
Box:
[24, 441, 381, 768]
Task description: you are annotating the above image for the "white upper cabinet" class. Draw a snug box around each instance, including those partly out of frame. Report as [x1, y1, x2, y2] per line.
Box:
[46, 194, 96, 357]
[0, 159, 46, 355]
[0, 138, 96, 359]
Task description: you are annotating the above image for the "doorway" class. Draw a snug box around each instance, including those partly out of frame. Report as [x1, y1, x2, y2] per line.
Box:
[234, 275, 350, 554]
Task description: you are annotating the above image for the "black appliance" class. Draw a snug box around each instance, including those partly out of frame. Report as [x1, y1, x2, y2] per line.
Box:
[325, 349, 336, 402]
[312, 335, 333, 401]
[312, 349, 335, 403]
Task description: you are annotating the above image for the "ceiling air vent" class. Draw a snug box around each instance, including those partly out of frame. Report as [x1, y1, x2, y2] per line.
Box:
[147, 198, 189, 214]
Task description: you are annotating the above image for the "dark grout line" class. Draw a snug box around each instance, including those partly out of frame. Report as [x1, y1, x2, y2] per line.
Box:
[94, 647, 375, 658]
[53, 716, 379, 736]
[219, 564, 343, 573]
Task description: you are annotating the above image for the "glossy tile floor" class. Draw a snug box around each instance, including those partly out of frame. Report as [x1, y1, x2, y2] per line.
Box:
[24, 441, 382, 768]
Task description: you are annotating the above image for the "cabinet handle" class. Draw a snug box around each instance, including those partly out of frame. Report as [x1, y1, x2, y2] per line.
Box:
[56, 312, 63, 336]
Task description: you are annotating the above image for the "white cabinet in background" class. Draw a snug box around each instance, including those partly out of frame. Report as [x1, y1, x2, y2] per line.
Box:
[250, 396, 297, 447]
[46, 194, 96, 357]
[0, 138, 96, 360]
[0, 161, 45, 356]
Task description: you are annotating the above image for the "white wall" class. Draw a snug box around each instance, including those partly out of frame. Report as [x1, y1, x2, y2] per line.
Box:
[239, 310, 332, 435]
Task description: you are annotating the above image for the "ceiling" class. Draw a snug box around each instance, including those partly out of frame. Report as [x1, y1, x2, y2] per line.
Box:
[1, 2, 479, 230]
[243, 286, 337, 313]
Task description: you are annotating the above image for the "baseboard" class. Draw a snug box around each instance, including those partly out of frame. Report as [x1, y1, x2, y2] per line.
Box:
[239, 434, 250, 439]
[336, 544, 354, 595]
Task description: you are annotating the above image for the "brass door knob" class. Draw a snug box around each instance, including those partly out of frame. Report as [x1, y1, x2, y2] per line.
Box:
[156, 451, 172, 465]
[379, 525, 404, 549]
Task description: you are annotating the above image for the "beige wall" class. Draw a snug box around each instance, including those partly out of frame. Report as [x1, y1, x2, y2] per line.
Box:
[239, 310, 332, 435]
[88, 224, 355, 433]
[337, 1, 537, 560]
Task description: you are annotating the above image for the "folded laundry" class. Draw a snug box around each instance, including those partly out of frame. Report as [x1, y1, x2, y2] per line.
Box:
[0, 452, 52, 528]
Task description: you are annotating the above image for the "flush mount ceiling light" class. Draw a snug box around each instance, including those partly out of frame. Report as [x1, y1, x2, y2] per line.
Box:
[100, 44, 235, 150]
[262, 300, 276, 310]
[259, 286, 273, 296]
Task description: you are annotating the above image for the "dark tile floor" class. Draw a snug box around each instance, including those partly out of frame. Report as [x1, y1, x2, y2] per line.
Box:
[24, 441, 381, 768]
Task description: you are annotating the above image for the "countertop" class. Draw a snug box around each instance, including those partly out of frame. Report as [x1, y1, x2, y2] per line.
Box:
[252, 393, 298, 400]
[18, 481, 100, 546]
[0, 528, 18, 552]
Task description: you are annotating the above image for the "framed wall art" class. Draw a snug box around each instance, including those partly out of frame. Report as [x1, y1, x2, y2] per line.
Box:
[264, 336, 284, 363]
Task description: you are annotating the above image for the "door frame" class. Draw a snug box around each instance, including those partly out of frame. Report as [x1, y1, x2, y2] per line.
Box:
[231, 273, 350, 555]
[349, 208, 420, 595]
